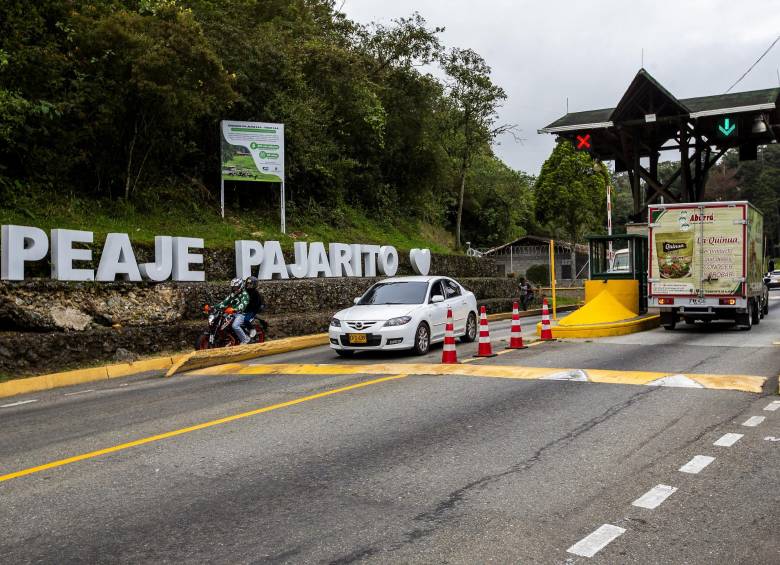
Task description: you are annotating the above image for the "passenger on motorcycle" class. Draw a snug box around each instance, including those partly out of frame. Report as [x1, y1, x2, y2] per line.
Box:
[243, 276, 268, 334]
[216, 278, 251, 344]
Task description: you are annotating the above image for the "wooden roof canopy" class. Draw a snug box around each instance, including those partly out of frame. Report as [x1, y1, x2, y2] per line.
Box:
[539, 69, 780, 220]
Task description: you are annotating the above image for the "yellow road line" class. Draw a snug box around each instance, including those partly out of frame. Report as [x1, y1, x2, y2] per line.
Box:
[223, 363, 765, 393]
[0, 374, 408, 484]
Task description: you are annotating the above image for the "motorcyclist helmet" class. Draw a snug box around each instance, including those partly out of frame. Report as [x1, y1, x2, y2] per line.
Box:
[245, 276, 259, 290]
[230, 277, 244, 292]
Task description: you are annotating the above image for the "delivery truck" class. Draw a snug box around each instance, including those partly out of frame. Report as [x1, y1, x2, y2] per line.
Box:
[648, 201, 768, 330]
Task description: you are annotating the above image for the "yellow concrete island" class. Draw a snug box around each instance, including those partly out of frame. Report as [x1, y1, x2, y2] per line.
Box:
[537, 280, 659, 338]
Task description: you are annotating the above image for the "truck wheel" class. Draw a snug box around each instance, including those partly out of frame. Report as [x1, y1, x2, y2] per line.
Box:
[660, 311, 676, 330]
[752, 300, 760, 325]
[737, 303, 753, 331]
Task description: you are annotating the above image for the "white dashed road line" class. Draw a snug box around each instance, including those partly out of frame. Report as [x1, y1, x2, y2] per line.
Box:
[679, 455, 715, 474]
[764, 436, 780, 442]
[742, 416, 766, 427]
[63, 389, 96, 396]
[714, 433, 743, 447]
[764, 400, 780, 412]
[0, 399, 38, 408]
[567, 524, 626, 558]
[632, 484, 678, 509]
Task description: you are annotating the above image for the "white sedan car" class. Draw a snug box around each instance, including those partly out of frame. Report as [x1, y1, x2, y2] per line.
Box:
[329, 276, 479, 357]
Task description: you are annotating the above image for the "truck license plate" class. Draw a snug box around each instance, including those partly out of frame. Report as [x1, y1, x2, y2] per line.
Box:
[688, 298, 705, 305]
[348, 333, 367, 344]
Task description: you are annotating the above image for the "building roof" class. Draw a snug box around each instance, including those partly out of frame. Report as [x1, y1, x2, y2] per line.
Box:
[540, 69, 780, 133]
[484, 235, 589, 256]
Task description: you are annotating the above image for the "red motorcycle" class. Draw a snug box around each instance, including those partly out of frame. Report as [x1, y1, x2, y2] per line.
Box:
[195, 305, 266, 350]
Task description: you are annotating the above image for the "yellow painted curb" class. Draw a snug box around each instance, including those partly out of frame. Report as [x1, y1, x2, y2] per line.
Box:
[535, 314, 661, 338]
[166, 333, 330, 377]
[0, 356, 184, 400]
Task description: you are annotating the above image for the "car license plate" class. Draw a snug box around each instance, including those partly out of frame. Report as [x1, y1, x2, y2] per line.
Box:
[688, 298, 705, 305]
[348, 333, 367, 344]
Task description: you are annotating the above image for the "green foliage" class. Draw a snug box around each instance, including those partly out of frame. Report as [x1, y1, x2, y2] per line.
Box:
[0, 0, 532, 251]
[460, 152, 533, 246]
[534, 140, 610, 244]
[525, 264, 549, 285]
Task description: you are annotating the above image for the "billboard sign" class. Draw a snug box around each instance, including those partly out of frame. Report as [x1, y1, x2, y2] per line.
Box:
[220, 121, 284, 183]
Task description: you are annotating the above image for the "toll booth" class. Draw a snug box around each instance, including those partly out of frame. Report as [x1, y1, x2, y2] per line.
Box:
[586, 234, 648, 314]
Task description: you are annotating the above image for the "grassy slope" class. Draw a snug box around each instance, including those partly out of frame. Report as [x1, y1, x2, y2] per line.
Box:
[0, 193, 455, 252]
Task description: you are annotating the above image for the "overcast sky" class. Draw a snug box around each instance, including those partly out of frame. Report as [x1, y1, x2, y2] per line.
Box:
[341, 0, 780, 175]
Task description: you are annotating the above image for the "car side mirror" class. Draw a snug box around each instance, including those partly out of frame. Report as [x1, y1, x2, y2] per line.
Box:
[431, 294, 445, 303]
[354, 297, 361, 304]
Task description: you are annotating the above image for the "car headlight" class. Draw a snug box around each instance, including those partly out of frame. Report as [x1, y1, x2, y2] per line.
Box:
[330, 317, 341, 328]
[384, 316, 412, 327]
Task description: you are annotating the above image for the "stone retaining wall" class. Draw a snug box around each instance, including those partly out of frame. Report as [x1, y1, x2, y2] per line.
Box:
[0, 275, 522, 376]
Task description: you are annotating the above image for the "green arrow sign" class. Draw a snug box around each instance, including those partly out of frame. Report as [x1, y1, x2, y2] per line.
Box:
[718, 118, 736, 137]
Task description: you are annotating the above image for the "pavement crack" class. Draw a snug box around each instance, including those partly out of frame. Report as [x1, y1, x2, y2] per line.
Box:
[374, 387, 660, 555]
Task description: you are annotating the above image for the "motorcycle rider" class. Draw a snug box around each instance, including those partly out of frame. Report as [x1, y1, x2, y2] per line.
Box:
[216, 277, 251, 344]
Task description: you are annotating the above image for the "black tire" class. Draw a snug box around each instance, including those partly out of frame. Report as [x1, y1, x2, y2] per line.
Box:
[737, 302, 753, 331]
[195, 333, 211, 350]
[460, 312, 477, 343]
[412, 323, 431, 355]
[660, 311, 676, 331]
[335, 349, 354, 358]
[752, 299, 760, 326]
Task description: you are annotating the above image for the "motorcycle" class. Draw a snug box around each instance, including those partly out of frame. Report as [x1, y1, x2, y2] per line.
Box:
[195, 304, 266, 350]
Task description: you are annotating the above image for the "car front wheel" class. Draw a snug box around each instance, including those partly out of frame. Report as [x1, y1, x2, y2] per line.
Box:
[412, 323, 431, 355]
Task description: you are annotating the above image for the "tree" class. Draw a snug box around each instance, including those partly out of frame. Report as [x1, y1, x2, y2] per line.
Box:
[535, 140, 610, 273]
[440, 48, 515, 248]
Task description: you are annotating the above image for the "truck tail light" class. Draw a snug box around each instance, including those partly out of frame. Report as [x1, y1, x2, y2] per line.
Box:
[719, 298, 737, 305]
[658, 297, 675, 305]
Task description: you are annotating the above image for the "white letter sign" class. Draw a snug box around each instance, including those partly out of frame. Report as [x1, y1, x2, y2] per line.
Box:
[1, 225, 48, 281]
[51, 229, 94, 281]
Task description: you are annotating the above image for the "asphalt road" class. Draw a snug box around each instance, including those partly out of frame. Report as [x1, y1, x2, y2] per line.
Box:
[1, 296, 778, 564]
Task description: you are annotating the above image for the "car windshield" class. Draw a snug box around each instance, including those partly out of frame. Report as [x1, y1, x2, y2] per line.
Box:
[358, 281, 429, 305]
[609, 251, 630, 272]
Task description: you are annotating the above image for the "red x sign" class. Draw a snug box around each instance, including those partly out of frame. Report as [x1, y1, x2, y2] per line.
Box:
[576, 134, 591, 150]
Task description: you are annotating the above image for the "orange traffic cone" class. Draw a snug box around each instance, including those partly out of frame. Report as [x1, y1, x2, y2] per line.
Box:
[507, 301, 527, 349]
[474, 305, 497, 357]
[441, 308, 458, 364]
[540, 298, 555, 341]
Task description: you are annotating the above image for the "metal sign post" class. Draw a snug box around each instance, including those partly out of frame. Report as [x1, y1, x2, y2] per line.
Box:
[280, 182, 286, 234]
[220, 177, 225, 219]
[549, 240, 558, 321]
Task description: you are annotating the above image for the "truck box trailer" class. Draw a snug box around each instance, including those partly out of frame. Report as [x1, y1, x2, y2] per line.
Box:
[648, 201, 768, 330]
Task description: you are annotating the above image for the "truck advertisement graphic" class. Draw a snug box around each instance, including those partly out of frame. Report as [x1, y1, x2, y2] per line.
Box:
[648, 201, 767, 330]
[650, 204, 747, 296]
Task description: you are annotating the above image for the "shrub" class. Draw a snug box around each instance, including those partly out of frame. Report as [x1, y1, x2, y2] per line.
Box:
[525, 264, 549, 285]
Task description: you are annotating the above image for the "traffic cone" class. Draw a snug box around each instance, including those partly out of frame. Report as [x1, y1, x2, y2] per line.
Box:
[441, 308, 458, 364]
[540, 298, 555, 341]
[474, 305, 497, 357]
[507, 302, 527, 349]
